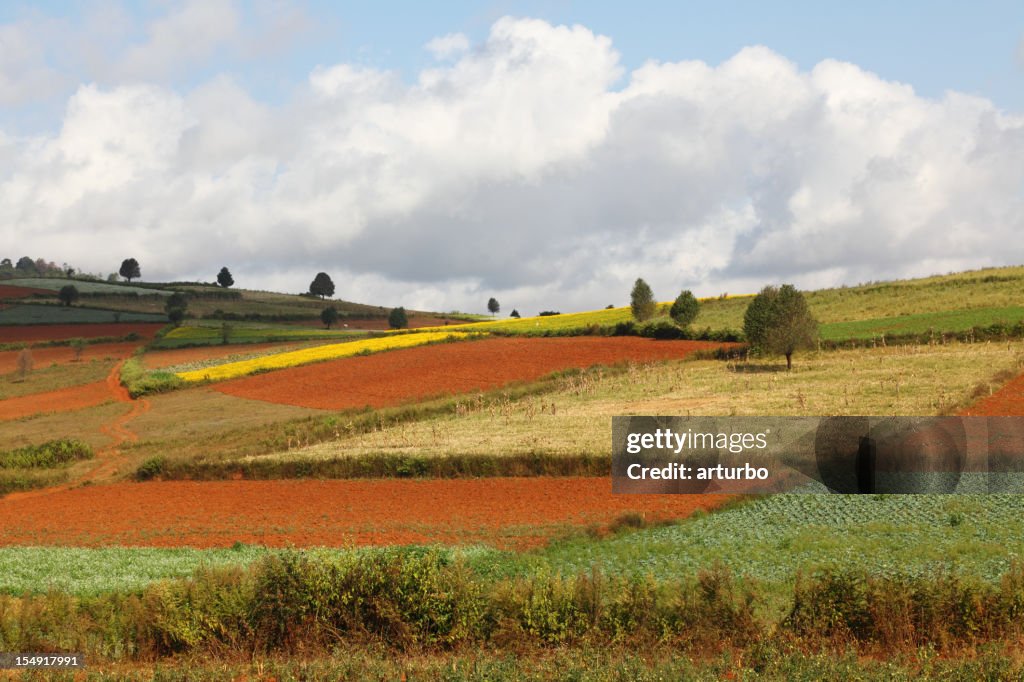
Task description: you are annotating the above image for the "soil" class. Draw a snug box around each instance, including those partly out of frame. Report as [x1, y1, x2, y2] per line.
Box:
[0, 342, 138, 374]
[214, 336, 727, 410]
[0, 284, 53, 299]
[960, 373, 1024, 416]
[0, 380, 113, 421]
[0, 478, 729, 549]
[0, 323, 166, 343]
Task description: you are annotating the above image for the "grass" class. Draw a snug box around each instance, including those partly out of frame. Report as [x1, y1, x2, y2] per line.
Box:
[0, 304, 166, 325]
[152, 321, 369, 348]
[1, 277, 174, 295]
[0, 439, 92, 469]
[271, 341, 1024, 466]
[0, 401, 128, 452]
[120, 357, 184, 397]
[404, 265, 1024, 339]
[0, 357, 115, 399]
[0, 545, 270, 595]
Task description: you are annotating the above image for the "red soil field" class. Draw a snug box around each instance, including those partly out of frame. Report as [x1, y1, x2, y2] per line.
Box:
[0, 380, 111, 421]
[0, 478, 728, 549]
[960, 372, 1024, 416]
[143, 342, 300, 369]
[0, 284, 52, 298]
[0, 342, 137, 374]
[215, 336, 727, 410]
[0, 322, 165, 343]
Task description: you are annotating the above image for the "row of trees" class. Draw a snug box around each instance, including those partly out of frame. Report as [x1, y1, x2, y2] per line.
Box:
[629, 277, 817, 369]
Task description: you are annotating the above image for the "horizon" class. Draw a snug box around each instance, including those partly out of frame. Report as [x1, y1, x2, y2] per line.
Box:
[1, 2, 1022, 315]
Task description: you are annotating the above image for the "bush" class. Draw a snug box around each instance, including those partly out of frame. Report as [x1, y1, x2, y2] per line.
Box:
[135, 457, 167, 481]
[120, 358, 184, 398]
[638, 320, 686, 340]
[0, 439, 93, 469]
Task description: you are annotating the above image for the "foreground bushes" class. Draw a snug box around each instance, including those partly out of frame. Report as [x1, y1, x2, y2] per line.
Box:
[1, 551, 1022, 664]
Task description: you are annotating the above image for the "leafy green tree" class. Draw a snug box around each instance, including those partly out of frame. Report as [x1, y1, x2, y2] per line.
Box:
[164, 292, 188, 327]
[321, 306, 339, 329]
[58, 284, 79, 307]
[15, 256, 37, 275]
[487, 297, 500, 316]
[669, 290, 700, 328]
[309, 272, 335, 299]
[630, 278, 656, 322]
[119, 258, 141, 283]
[743, 284, 818, 370]
[216, 267, 234, 288]
[388, 306, 408, 329]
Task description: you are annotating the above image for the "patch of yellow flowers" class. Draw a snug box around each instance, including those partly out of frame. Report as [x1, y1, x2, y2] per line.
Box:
[176, 331, 477, 383]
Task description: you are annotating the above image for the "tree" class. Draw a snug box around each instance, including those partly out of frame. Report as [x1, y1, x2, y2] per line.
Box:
[309, 272, 335, 299]
[321, 306, 339, 329]
[119, 258, 141, 283]
[630, 278, 656, 322]
[669, 290, 700, 328]
[15, 256, 37, 275]
[164, 292, 188, 327]
[216, 267, 234, 288]
[743, 284, 818, 370]
[487, 297, 500, 316]
[58, 284, 79, 307]
[69, 337, 87, 361]
[510, 309, 520, 318]
[388, 306, 408, 329]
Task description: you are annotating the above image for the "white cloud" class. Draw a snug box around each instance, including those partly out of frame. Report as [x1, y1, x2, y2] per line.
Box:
[1, 16, 1023, 315]
[425, 32, 470, 59]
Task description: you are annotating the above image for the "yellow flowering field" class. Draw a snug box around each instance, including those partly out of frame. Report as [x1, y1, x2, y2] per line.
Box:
[176, 331, 477, 383]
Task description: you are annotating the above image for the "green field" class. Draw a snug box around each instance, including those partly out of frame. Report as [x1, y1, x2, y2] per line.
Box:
[818, 305, 1024, 340]
[151, 320, 371, 347]
[0, 304, 167, 325]
[409, 266, 1024, 340]
[1, 277, 173, 296]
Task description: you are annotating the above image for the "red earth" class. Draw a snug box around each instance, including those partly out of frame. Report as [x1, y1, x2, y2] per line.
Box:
[0, 342, 137, 374]
[214, 336, 727, 410]
[0, 284, 53, 298]
[0, 323, 165, 343]
[0, 478, 728, 549]
[0, 380, 112, 421]
[960, 372, 1024, 416]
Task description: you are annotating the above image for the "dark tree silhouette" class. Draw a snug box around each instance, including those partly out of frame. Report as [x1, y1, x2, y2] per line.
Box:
[388, 306, 408, 329]
[217, 267, 234, 288]
[119, 258, 141, 283]
[58, 285, 79, 307]
[321, 306, 339, 329]
[309, 272, 335, 299]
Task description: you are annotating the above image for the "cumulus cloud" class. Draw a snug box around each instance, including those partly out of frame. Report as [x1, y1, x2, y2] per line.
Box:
[1, 15, 1023, 314]
[425, 32, 470, 59]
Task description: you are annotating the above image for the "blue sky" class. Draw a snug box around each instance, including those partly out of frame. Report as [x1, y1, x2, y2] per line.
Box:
[1, 2, 1022, 313]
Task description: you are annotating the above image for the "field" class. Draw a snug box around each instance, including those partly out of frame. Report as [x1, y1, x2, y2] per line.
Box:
[0, 277, 174, 295]
[0, 322, 165, 343]
[0, 303, 167, 325]
[210, 336, 726, 408]
[3, 266, 1024, 675]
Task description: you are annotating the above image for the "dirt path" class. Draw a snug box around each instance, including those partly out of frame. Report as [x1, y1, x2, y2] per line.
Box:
[4, 352, 151, 500]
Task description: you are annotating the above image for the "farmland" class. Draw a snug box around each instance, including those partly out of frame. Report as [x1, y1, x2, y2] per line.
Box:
[3, 265, 1024, 675]
[0, 303, 166, 326]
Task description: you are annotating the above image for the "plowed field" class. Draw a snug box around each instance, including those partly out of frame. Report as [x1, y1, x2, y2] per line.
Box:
[0, 323, 165, 343]
[0, 478, 727, 549]
[961, 373, 1024, 416]
[0, 284, 52, 298]
[0, 342, 137, 374]
[214, 336, 727, 410]
[0, 381, 112, 421]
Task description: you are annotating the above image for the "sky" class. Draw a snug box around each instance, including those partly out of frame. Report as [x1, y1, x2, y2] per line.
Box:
[1, 1, 1022, 315]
